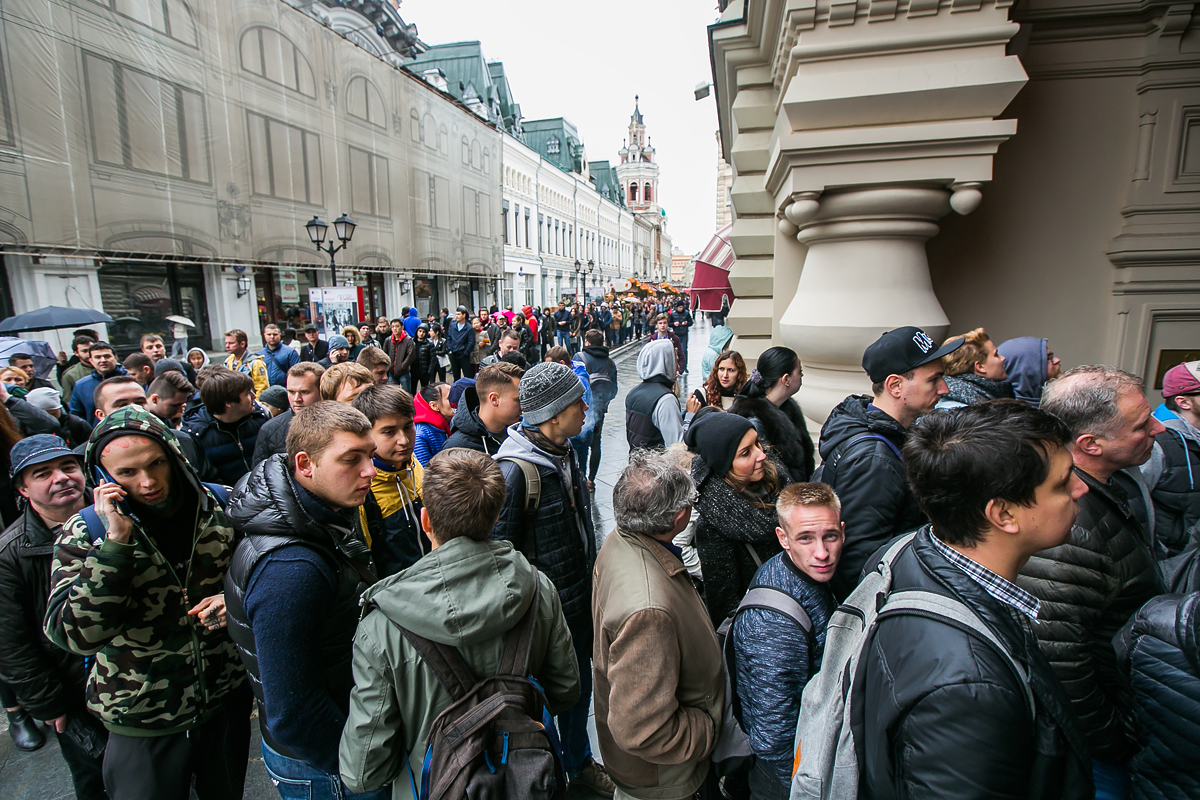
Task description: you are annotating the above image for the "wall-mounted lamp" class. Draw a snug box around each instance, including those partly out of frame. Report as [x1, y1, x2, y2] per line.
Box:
[236, 274, 252, 298]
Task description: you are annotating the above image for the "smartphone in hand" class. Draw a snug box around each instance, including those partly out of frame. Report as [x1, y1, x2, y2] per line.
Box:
[92, 466, 131, 516]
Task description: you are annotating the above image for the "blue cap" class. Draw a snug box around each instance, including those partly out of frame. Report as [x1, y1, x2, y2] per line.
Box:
[10, 434, 80, 478]
[448, 378, 475, 408]
[328, 334, 350, 351]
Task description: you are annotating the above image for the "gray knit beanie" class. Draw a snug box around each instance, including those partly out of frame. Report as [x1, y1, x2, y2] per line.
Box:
[520, 362, 584, 425]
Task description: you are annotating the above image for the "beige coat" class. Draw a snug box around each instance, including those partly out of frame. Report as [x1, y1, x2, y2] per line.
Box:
[592, 527, 724, 800]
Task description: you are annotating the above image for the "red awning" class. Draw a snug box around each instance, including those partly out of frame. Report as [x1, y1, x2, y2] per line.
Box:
[690, 223, 734, 312]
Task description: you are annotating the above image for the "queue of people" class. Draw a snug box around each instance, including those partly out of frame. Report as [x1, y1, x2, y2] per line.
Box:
[0, 308, 1198, 800]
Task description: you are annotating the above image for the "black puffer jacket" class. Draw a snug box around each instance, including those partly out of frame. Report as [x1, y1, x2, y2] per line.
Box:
[413, 337, 436, 384]
[1017, 468, 1164, 764]
[182, 405, 270, 485]
[0, 505, 88, 720]
[692, 453, 792, 626]
[816, 395, 925, 599]
[5, 396, 59, 437]
[491, 427, 596, 639]
[1115, 592, 1200, 800]
[729, 395, 815, 481]
[443, 387, 508, 455]
[251, 409, 292, 468]
[858, 528, 1093, 800]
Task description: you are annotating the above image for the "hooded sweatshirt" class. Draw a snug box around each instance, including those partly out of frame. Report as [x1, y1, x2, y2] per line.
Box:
[338, 537, 580, 798]
[997, 337, 1048, 406]
[358, 456, 426, 577]
[1140, 412, 1200, 556]
[626, 339, 692, 448]
[444, 386, 509, 454]
[186, 346, 210, 368]
[413, 391, 450, 466]
[44, 405, 245, 735]
[701, 325, 734, 379]
[402, 307, 422, 338]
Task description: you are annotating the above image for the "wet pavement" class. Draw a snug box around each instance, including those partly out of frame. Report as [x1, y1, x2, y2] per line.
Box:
[0, 314, 716, 800]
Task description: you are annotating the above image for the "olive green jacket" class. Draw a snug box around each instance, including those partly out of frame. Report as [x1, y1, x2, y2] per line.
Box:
[339, 537, 579, 799]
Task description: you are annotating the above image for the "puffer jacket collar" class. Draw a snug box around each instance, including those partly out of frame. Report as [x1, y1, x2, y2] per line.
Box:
[818, 394, 906, 462]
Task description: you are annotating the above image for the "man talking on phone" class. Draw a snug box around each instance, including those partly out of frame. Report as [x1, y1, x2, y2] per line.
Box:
[45, 405, 251, 800]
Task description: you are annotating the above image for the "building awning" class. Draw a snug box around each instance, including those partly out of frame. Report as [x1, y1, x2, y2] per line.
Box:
[690, 223, 734, 312]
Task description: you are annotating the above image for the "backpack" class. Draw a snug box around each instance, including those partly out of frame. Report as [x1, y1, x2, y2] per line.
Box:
[811, 433, 902, 485]
[789, 532, 1035, 799]
[713, 586, 814, 777]
[78, 483, 231, 546]
[391, 574, 567, 800]
[499, 457, 542, 514]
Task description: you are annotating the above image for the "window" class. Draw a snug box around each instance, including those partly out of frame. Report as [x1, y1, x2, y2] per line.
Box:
[462, 188, 491, 239]
[84, 52, 210, 183]
[462, 136, 470, 165]
[629, 183, 638, 203]
[247, 111, 322, 203]
[410, 109, 421, 143]
[481, 150, 490, 175]
[349, 146, 389, 217]
[546, 136, 560, 155]
[411, 168, 450, 229]
[471, 141, 481, 171]
[240, 27, 315, 97]
[644, 183, 652, 202]
[346, 76, 385, 129]
[88, 0, 198, 46]
[525, 211, 531, 251]
[437, 124, 448, 155]
[568, 225, 573, 258]
[502, 204, 509, 245]
[0, 42, 15, 146]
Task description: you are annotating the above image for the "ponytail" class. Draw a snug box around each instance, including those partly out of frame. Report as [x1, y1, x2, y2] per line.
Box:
[738, 346, 800, 398]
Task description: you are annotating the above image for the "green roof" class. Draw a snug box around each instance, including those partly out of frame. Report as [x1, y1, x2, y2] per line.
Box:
[405, 41, 500, 125]
[486, 61, 522, 136]
[588, 160, 625, 207]
[523, 118, 584, 175]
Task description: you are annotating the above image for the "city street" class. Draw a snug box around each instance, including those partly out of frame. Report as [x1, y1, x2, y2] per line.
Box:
[0, 316, 716, 800]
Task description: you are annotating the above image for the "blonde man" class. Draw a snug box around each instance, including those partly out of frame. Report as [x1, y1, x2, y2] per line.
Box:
[223, 328, 270, 396]
[937, 327, 1011, 409]
[320, 363, 374, 403]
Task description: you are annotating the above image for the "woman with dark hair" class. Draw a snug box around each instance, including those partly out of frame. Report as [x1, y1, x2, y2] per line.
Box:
[704, 350, 747, 410]
[0, 402, 25, 527]
[730, 346, 815, 481]
[686, 409, 794, 626]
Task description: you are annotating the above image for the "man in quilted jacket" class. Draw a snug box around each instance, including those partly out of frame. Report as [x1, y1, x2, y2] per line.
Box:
[1019, 366, 1167, 797]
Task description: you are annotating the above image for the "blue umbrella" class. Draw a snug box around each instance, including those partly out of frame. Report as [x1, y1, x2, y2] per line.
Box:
[0, 306, 113, 334]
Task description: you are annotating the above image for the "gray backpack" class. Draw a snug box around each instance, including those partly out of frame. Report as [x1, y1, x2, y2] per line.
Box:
[788, 532, 1035, 799]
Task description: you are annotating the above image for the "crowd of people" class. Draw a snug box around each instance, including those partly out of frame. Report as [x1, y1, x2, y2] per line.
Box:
[0, 305, 1197, 800]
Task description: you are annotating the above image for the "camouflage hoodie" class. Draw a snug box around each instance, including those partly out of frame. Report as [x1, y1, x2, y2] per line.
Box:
[43, 406, 246, 736]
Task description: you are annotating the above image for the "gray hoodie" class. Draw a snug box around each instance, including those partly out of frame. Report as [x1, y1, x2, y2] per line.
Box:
[636, 339, 693, 444]
[1142, 414, 1200, 489]
[339, 537, 579, 798]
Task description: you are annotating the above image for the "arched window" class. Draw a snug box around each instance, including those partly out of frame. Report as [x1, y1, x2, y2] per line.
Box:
[240, 27, 315, 97]
[437, 124, 448, 155]
[422, 113, 436, 150]
[471, 141, 481, 170]
[629, 183, 638, 203]
[481, 150, 490, 175]
[346, 76, 385, 129]
[462, 136, 471, 165]
[644, 183, 652, 202]
[410, 109, 421, 143]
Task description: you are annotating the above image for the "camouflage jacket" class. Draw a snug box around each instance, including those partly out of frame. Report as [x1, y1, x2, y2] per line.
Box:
[43, 406, 246, 736]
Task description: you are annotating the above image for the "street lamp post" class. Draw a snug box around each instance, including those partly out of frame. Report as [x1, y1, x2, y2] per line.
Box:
[305, 213, 356, 285]
[574, 259, 582, 302]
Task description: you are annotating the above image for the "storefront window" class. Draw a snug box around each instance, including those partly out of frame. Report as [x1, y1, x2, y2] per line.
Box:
[256, 267, 318, 332]
[98, 262, 209, 355]
[412, 278, 436, 320]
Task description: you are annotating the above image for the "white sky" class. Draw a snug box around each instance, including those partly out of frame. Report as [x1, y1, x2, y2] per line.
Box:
[401, 0, 722, 255]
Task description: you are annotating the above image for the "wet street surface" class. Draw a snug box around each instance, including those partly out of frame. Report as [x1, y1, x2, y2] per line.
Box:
[0, 316, 716, 800]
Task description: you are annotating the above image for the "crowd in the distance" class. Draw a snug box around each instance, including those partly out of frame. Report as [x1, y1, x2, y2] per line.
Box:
[0, 305, 1197, 800]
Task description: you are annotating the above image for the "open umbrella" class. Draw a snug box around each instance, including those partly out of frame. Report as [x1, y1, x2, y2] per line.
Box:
[0, 306, 113, 334]
[691, 223, 736, 313]
[165, 314, 195, 328]
[0, 337, 57, 380]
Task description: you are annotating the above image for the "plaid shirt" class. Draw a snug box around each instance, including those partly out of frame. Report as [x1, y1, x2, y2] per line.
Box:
[929, 531, 1041, 621]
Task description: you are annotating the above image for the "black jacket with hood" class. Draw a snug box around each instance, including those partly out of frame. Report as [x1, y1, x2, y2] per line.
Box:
[817, 395, 925, 599]
[443, 386, 509, 454]
[182, 403, 270, 486]
[858, 528, 1093, 800]
[251, 408, 292, 468]
[729, 394, 815, 481]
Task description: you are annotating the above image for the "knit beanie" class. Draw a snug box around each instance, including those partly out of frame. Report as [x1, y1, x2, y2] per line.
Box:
[684, 409, 753, 478]
[328, 334, 350, 351]
[258, 385, 288, 411]
[154, 357, 186, 378]
[519, 362, 584, 425]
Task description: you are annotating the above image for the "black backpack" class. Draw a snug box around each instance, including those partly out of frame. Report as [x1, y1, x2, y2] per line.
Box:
[393, 574, 566, 800]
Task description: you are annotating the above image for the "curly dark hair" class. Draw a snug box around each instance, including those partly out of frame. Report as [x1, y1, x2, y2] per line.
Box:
[704, 350, 747, 408]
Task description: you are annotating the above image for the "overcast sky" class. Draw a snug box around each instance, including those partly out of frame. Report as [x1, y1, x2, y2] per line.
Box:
[402, 0, 722, 255]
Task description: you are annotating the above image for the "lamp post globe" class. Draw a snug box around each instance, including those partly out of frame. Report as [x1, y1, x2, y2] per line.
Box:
[333, 213, 356, 243]
[305, 216, 328, 245]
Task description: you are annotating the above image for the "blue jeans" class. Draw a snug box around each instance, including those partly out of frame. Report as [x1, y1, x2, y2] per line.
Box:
[1093, 760, 1130, 800]
[261, 741, 390, 800]
[558, 633, 593, 777]
[556, 330, 570, 349]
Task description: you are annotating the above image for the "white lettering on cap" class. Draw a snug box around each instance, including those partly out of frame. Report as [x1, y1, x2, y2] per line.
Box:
[912, 331, 934, 354]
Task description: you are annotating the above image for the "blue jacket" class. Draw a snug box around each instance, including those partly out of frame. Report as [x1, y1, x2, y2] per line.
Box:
[413, 423, 448, 467]
[731, 553, 836, 787]
[996, 337, 1048, 407]
[446, 320, 475, 356]
[568, 362, 595, 447]
[68, 365, 130, 423]
[402, 308, 421, 338]
[1115, 592, 1200, 800]
[257, 344, 300, 387]
[182, 404, 270, 485]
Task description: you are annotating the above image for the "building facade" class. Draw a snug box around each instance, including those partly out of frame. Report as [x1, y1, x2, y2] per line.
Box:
[0, 0, 502, 353]
[709, 0, 1200, 422]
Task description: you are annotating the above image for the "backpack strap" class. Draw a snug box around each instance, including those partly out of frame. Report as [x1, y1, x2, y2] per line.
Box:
[203, 483, 230, 508]
[826, 433, 904, 485]
[498, 457, 541, 514]
[880, 589, 1036, 721]
[735, 586, 813, 634]
[496, 569, 542, 678]
[79, 505, 106, 546]
[393, 622, 478, 702]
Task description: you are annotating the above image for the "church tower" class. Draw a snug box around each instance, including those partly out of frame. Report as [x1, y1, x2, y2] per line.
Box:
[616, 96, 661, 215]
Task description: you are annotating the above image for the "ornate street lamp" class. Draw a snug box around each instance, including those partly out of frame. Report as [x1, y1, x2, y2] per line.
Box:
[305, 213, 356, 284]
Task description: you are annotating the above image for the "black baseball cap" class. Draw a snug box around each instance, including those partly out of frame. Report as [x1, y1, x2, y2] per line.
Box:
[862, 326, 964, 384]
